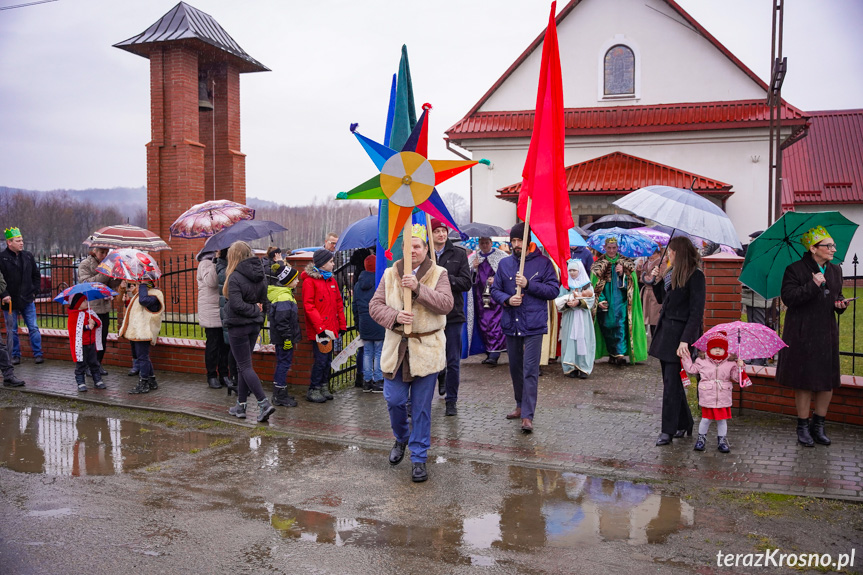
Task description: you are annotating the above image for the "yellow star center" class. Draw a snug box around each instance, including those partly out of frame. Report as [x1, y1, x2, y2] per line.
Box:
[401, 175, 413, 186]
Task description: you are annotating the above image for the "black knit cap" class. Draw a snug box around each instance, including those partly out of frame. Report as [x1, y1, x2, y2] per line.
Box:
[510, 222, 528, 242]
[313, 248, 334, 268]
[270, 262, 300, 286]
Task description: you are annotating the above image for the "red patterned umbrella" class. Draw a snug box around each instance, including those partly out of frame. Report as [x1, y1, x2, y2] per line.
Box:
[96, 249, 162, 281]
[83, 225, 170, 252]
[169, 200, 255, 239]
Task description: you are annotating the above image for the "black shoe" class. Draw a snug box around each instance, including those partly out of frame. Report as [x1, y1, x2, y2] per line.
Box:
[77, 383, 88, 392]
[655, 433, 672, 446]
[34, 356, 44, 365]
[363, 380, 373, 393]
[565, 371, 579, 379]
[225, 377, 238, 396]
[576, 369, 589, 379]
[694, 434, 706, 451]
[11, 357, 20, 365]
[437, 374, 445, 396]
[148, 376, 158, 391]
[717, 436, 731, 453]
[207, 377, 222, 389]
[320, 383, 334, 401]
[127, 367, 139, 377]
[306, 387, 327, 403]
[2, 375, 25, 387]
[445, 401, 457, 416]
[98, 366, 108, 376]
[481, 356, 499, 366]
[673, 426, 693, 438]
[129, 378, 150, 394]
[272, 386, 297, 407]
[371, 380, 384, 393]
[810, 414, 831, 445]
[389, 440, 407, 465]
[94, 381, 107, 390]
[411, 462, 428, 483]
[797, 418, 815, 447]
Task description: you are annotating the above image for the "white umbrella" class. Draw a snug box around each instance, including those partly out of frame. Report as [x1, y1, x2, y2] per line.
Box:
[613, 185, 742, 249]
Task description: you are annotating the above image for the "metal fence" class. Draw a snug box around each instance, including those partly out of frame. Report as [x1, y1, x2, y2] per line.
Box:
[28, 251, 360, 385]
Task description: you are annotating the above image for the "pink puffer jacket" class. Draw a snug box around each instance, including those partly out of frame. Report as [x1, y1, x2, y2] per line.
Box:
[681, 354, 740, 409]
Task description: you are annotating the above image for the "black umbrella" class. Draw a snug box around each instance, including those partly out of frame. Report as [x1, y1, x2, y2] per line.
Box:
[200, 220, 288, 254]
[457, 222, 508, 238]
[572, 225, 589, 237]
[582, 214, 645, 231]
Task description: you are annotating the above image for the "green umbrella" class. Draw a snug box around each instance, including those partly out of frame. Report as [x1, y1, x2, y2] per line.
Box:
[739, 211, 858, 299]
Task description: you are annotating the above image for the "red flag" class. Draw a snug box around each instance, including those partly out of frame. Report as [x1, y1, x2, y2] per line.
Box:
[517, 1, 573, 287]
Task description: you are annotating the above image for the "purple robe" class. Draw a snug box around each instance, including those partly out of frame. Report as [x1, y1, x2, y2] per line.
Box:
[471, 251, 507, 353]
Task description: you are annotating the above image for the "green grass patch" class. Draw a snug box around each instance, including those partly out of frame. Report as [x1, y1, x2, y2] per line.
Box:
[189, 448, 200, 454]
[717, 490, 814, 518]
[208, 438, 232, 449]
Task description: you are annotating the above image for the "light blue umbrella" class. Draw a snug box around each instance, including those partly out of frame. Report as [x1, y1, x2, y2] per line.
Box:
[587, 227, 658, 257]
[613, 185, 742, 249]
[533, 228, 588, 250]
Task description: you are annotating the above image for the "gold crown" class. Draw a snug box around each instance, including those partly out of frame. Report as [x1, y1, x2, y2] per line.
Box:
[604, 236, 618, 245]
[801, 226, 831, 251]
[411, 223, 427, 242]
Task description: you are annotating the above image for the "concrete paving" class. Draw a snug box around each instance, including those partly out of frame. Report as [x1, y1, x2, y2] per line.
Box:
[3, 352, 862, 500]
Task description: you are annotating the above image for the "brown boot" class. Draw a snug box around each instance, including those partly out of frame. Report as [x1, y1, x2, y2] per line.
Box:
[506, 408, 522, 420]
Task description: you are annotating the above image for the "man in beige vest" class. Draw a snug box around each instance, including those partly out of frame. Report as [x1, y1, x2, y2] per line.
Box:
[369, 224, 453, 483]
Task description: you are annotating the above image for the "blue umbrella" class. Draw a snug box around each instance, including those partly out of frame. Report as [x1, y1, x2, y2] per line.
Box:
[201, 220, 288, 254]
[334, 215, 378, 251]
[53, 282, 118, 305]
[587, 227, 658, 257]
[568, 228, 588, 248]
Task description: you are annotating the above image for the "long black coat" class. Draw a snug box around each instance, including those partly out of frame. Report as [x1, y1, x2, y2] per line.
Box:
[648, 269, 706, 362]
[776, 252, 844, 391]
[436, 240, 472, 324]
[0, 248, 40, 311]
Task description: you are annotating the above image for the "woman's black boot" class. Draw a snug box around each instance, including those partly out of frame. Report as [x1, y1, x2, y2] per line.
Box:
[797, 418, 815, 447]
[655, 433, 672, 446]
[809, 414, 831, 445]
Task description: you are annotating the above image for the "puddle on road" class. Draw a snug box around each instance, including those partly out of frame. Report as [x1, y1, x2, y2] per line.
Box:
[0, 407, 226, 476]
[265, 467, 693, 564]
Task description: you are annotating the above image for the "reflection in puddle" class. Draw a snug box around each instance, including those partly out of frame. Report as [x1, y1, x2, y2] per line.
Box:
[0, 407, 227, 476]
[265, 467, 693, 563]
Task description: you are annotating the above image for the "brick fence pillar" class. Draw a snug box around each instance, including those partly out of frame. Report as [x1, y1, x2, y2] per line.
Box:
[702, 253, 743, 331]
[50, 254, 74, 292]
[284, 253, 314, 385]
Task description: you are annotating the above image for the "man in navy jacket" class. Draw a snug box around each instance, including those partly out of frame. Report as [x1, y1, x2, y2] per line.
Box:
[491, 223, 560, 433]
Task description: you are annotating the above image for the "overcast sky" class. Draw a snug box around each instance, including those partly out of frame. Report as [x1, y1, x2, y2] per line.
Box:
[1, 0, 861, 206]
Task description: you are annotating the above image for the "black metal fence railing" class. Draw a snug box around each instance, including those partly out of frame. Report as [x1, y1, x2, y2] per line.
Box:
[329, 250, 360, 390]
[838, 255, 860, 374]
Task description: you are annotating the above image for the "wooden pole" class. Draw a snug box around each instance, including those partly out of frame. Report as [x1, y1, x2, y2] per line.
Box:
[402, 219, 413, 335]
[426, 213, 436, 264]
[515, 197, 532, 297]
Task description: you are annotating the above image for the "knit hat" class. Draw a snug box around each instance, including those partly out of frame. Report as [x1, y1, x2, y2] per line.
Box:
[313, 248, 334, 268]
[706, 331, 729, 361]
[270, 262, 299, 286]
[510, 222, 527, 242]
[364, 254, 376, 272]
[70, 293, 88, 310]
[430, 218, 447, 231]
[801, 226, 832, 251]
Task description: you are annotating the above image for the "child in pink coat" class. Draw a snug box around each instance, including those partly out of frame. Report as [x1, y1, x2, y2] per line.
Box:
[681, 332, 744, 453]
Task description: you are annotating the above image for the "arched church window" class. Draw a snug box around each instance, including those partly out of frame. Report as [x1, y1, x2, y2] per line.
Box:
[604, 45, 635, 96]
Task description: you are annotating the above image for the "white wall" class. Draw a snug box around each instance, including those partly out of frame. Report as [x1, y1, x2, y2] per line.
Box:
[481, 0, 766, 112]
[795, 205, 863, 275]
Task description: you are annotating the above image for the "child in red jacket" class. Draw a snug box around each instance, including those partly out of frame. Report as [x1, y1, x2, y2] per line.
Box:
[300, 249, 346, 403]
[68, 293, 104, 392]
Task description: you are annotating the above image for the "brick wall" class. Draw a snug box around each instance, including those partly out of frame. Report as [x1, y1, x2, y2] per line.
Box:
[701, 253, 743, 331]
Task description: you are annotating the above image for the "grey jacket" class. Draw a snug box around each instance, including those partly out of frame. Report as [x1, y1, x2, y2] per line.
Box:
[196, 258, 222, 328]
[77, 255, 120, 315]
[741, 284, 774, 309]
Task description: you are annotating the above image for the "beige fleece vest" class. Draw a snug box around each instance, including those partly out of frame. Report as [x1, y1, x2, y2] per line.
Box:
[119, 289, 165, 345]
[380, 263, 446, 378]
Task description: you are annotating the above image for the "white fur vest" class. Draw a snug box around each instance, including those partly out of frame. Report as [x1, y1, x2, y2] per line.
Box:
[119, 289, 165, 345]
[380, 264, 446, 378]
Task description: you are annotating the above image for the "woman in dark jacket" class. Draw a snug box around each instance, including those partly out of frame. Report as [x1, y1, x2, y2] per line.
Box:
[776, 226, 847, 447]
[353, 254, 385, 392]
[216, 249, 238, 394]
[223, 241, 274, 423]
[647, 236, 706, 446]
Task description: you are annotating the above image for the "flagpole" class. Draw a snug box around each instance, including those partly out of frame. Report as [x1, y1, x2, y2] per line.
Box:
[402, 219, 413, 335]
[515, 197, 533, 297]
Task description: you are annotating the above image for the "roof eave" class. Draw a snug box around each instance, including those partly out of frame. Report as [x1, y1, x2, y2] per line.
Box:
[113, 38, 269, 73]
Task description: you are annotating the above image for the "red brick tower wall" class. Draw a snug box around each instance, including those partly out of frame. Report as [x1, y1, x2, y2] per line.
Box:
[702, 253, 743, 331]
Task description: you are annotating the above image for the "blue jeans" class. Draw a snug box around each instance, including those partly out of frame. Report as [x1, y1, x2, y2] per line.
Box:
[506, 334, 543, 421]
[310, 344, 332, 389]
[273, 346, 294, 386]
[4, 302, 42, 358]
[361, 339, 383, 382]
[384, 370, 437, 463]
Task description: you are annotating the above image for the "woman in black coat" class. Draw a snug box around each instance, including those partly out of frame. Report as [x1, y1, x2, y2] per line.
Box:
[223, 241, 275, 423]
[646, 236, 706, 446]
[776, 227, 847, 447]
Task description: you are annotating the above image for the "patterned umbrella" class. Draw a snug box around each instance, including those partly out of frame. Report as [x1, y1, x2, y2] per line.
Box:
[169, 200, 255, 239]
[96, 249, 162, 282]
[587, 227, 658, 258]
[694, 321, 787, 360]
[84, 225, 170, 252]
[53, 282, 118, 305]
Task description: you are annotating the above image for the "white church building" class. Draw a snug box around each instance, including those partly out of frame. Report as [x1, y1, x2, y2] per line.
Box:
[445, 0, 809, 245]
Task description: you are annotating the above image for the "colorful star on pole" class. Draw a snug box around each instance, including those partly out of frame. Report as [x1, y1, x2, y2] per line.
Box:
[338, 104, 483, 252]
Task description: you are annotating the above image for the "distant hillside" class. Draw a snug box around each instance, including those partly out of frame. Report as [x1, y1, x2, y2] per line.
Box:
[0, 185, 147, 209]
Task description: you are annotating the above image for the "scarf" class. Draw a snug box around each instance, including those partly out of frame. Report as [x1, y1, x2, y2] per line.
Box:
[315, 267, 333, 280]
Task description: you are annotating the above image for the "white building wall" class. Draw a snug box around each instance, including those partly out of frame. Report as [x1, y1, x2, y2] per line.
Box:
[795, 205, 863, 274]
[481, 0, 766, 113]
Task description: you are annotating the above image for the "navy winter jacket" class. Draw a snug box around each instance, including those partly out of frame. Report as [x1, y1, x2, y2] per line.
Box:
[490, 249, 560, 337]
[435, 240, 472, 324]
[223, 258, 268, 328]
[352, 270, 385, 341]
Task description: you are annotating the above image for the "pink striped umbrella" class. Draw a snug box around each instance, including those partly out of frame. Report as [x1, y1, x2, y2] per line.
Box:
[83, 224, 170, 252]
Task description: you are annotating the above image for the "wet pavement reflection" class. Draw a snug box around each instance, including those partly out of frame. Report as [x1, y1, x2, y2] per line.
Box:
[0, 407, 224, 476]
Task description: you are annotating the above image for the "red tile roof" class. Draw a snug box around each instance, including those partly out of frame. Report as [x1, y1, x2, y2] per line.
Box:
[447, 100, 807, 141]
[782, 110, 863, 208]
[496, 151, 732, 203]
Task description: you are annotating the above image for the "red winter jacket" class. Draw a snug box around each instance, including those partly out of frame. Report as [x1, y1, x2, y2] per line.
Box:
[300, 263, 347, 341]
